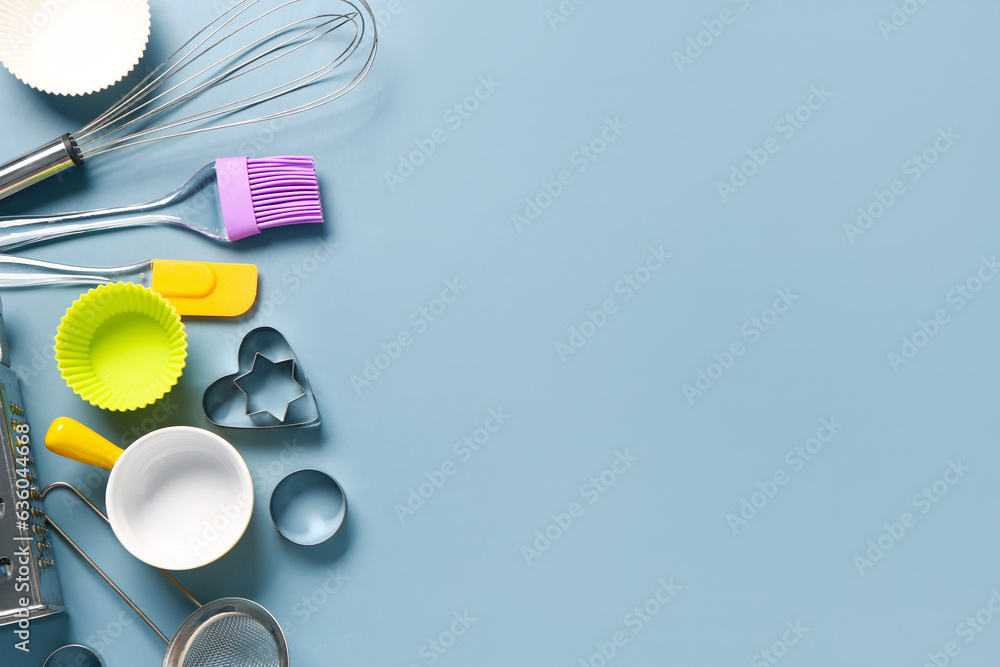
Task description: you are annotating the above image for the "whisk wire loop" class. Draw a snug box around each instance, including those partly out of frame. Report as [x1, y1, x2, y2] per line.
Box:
[79, 13, 358, 152]
[74, 0, 376, 159]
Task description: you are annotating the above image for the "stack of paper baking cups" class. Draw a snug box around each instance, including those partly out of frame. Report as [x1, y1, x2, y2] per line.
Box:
[0, 0, 151, 96]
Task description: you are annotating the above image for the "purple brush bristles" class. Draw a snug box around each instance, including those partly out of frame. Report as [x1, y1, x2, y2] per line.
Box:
[249, 157, 323, 228]
[217, 156, 324, 241]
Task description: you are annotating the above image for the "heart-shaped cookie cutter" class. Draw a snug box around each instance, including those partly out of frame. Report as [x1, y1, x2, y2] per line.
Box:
[203, 327, 320, 428]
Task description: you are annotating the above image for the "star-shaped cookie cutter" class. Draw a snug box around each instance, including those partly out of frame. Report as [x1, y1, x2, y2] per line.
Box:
[202, 326, 320, 429]
[233, 353, 306, 423]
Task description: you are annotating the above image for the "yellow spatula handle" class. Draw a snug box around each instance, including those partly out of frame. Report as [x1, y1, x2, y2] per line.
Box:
[45, 417, 123, 470]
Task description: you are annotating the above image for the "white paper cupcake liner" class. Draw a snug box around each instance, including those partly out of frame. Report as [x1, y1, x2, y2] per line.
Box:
[0, 0, 151, 96]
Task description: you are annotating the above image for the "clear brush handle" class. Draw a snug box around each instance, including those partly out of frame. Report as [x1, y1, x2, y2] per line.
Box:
[0, 256, 146, 287]
[0, 135, 84, 201]
[0, 163, 219, 250]
[0, 198, 181, 251]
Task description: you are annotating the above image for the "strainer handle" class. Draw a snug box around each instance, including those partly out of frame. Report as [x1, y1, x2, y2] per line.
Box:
[41, 482, 202, 644]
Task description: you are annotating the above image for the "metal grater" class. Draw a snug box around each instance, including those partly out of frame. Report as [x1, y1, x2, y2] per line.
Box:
[0, 296, 63, 626]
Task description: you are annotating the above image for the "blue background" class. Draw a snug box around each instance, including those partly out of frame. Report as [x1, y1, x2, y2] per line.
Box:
[2, 0, 1000, 665]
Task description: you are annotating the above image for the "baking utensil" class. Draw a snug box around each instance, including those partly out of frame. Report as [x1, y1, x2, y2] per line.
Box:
[0, 0, 377, 201]
[54, 282, 186, 411]
[204, 326, 320, 429]
[43, 644, 105, 667]
[0, 256, 258, 317]
[42, 482, 289, 667]
[0, 296, 64, 628]
[44, 418, 253, 570]
[0, 0, 151, 96]
[270, 469, 347, 545]
[0, 156, 323, 249]
[236, 354, 305, 421]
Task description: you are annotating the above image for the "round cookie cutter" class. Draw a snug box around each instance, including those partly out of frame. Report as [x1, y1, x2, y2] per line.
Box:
[43, 644, 105, 667]
[269, 469, 347, 546]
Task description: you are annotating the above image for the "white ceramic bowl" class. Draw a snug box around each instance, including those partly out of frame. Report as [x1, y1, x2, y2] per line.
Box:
[0, 0, 151, 96]
[106, 426, 254, 570]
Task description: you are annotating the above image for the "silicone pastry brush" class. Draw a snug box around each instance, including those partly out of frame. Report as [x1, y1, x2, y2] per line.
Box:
[0, 157, 323, 250]
[0, 257, 257, 317]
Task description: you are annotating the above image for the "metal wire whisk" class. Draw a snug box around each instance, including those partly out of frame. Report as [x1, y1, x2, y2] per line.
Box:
[0, 0, 377, 202]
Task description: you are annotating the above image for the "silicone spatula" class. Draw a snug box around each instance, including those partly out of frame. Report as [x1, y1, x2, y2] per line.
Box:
[0, 257, 257, 317]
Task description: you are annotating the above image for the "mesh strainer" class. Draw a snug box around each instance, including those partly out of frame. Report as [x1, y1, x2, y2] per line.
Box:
[42, 482, 289, 667]
[163, 598, 286, 667]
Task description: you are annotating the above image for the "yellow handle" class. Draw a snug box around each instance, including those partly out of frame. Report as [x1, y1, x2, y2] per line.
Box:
[45, 417, 123, 470]
[150, 260, 217, 298]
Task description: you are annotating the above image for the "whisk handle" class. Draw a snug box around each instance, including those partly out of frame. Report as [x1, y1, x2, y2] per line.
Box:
[0, 135, 83, 202]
